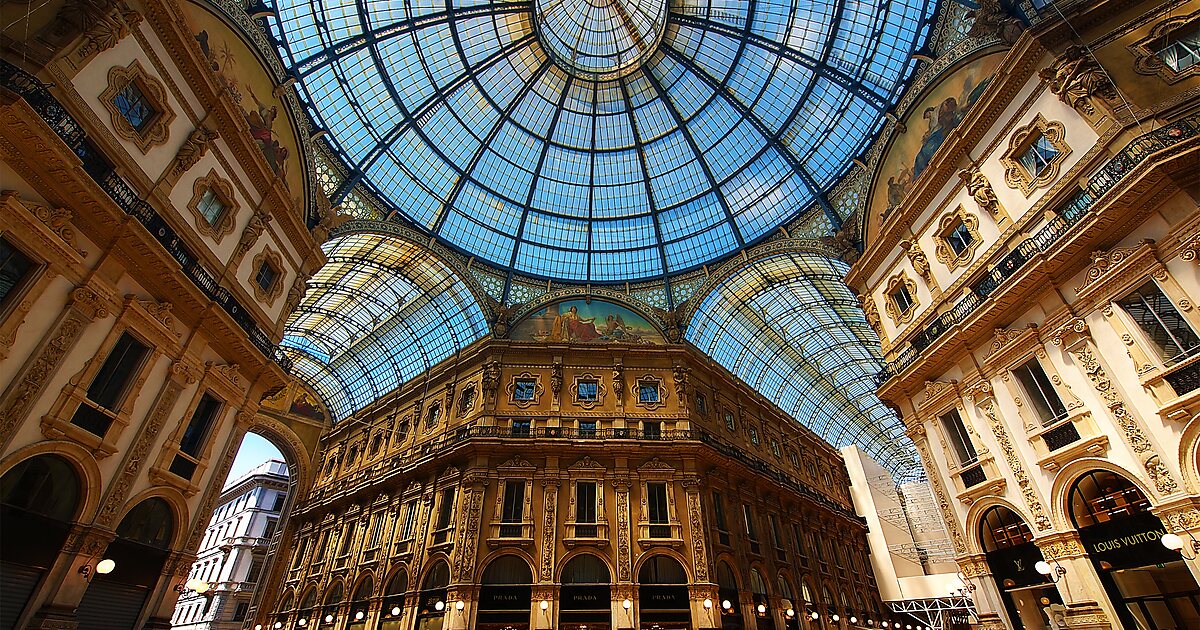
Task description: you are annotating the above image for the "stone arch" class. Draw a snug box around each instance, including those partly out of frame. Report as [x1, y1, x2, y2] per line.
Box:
[713, 556, 740, 589]
[419, 557, 452, 589]
[557, 551, 614, 584]
[746, 562, 772, 597]
[1049, 458, 1156, 531]
[382, 563, 410, 594]
[963, 495, 1036, 556]
[351, 570, 376, 599]
[1178, 411, 1200, 494]
[0, 440, 102, 523]
[246, 411, 316, 499]
[477, 548, 539, 584]
[116, 488, 189, 550]
[633, 551, 692, 584]
[323, 577, 347, 606]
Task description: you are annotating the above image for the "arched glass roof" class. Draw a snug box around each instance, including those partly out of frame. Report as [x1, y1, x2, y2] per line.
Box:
[280, 233, 489, 420]
[686, 252, 919, 479]
[268, 0, 936, 282]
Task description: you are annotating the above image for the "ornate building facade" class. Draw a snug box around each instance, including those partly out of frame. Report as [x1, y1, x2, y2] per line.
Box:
[850, 0, 1200, 628]
[260, 325, 885, 630]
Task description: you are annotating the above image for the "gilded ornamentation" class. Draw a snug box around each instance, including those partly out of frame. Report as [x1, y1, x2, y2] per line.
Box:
[612, 365, 624, 403]
[235, 208, 273, 262]
[550, 362, 563, 396]
[652, 306, 684, 343]
[991, 325, 1035, 352]
[454, 485, 484, 581]
[170, 126, 219, 180]
[569, 456, 605, 470]
[1072, 345, 1178, 495]
[976, 397, 1051, 529]
[30, 204, 87, 256]
[1130, 11, 1200, 85]
[925, 379, 958, 400]
[672, 365, 690, 404]
[284, 275, 308, 316]
[1074, 244, 1148, 293]
[956, 555, 990, 578]
[933, 207, 981, 269]
[481, 360, 501, 396]
[959, 166, 1001, 216]
[132, 297, 177, 334]
[613, 478, 632, 581]
[1001, 115, 1071, 196]
[541, 483, 558, 580]
[899, 238, 935, 288]
[1038, 537, 1086, 561]
[966, 0, 1024, 43]
[73, 1, 141, 61]
[858, 294, 885, 341]
[99, 61, 175, 153]
[883, 273, 918, 325]
[1039, 46, 1118, 116]
[632, 374, 667, 410]
[686, 489, 709, 582]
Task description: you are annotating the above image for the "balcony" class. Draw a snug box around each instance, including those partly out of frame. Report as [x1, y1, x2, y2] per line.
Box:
[878, 113, 1200, 385]
[564, 522, 609, 548]
[637, 522, 683, 548]
[487, 521, 533, 547]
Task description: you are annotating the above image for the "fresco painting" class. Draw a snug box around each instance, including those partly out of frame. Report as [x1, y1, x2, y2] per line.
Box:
[510, 299, 665, 345]
[181, 2, 303, 194]
[872, 52, 1005, 214]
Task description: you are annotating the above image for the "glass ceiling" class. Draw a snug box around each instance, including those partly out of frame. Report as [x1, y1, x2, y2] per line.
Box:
[279, 233, 489, 420]
[686, 252, 920, 479]
[268, 0, 936, 281]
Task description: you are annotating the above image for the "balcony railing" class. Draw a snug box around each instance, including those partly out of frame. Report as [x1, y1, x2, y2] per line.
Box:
[879, 114, 1200, 383]
[1042, 421, 1082, 451]
[1165, 357, 1200, 397]
[0, 60, 291, 371]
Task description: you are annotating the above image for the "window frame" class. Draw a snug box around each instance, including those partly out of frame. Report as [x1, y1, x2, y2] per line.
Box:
[1001, 114, 1071, 196]
[187, 170, 238, 243]
[100, 61, 175, 153]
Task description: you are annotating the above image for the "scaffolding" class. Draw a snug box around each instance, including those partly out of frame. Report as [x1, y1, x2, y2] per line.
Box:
[888, 596, 977, 630]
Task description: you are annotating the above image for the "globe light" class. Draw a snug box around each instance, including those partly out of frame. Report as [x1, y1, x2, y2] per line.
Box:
[298, 619, 307, 627]
[786, 608, 795, 617]
[255, 625, 263, 630]
[703, 598, 712, 609]
[1162, 532, 1184, 551]
[324, 614, 334, 623]
[1035, 560, 1052, 576]
[623, 599, 632, 610]
[274, 624, 282, 629]
[434, 601, 445, 612]
[757, 604, 766, 614]
[832, 614, 840, 621]
[456, 601, 465, 611]
[882, 622, 890, 628]
[811, 611, 819, 620]
[850, 617, 858, 624]
[355, 611, 364, 620]
[391, 606, 401, 616]
[540, 600, 549, 611]
[722, 600, 732, 610]
[96, 559, 116, 574]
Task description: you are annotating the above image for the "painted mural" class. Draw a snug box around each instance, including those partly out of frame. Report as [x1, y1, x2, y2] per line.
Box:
[872, 52, 1005, 214]
[181, 2, 303, 194]
[510, 299, 665, 345]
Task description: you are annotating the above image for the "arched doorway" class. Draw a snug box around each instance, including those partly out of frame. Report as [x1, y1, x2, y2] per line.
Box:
[749, 569, 774, 630]
[321, 582, 345, 628]
[716, 562, 743, 629]
[413, 560, 450, 630]
[0, 454, 82, 628]
[477, 555, 534, 629]
[799, 581, 814, 628]
[295, 587, 318, 628]
[777, 575, 799, 630]
[349, 576, 374, 629]
[559, 554, 611, 630]
[1069, 470, 1200, 629]
[978, 505, 1058, 629]
[78, 497, 174, 629]
[637, 555, 691, 629]
[379, 570, 408, 629]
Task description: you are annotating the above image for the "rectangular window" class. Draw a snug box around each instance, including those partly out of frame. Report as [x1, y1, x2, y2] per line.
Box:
[502, 480, 525, 523]
[769, 438, 781, 457]
[643, 421, 661, 439]
[0, 236, 36, 312]
[255, 261, 277, 292]
[1019, 134, 1060, 178]
[638, 382, 659, 403]
[577, 380, 598, 401]
[749, 427, 759, 445]
[742, 504, 757, 540]
[233, 602, 250, 622]
[401, 500, 418, 539]
[646, 483, 669, 524]
[113, 80, 155, 131]
[314, 530, 330, 561]
[290, 538, 308, 569]
[338, 523, 356, 555]
[696, 393, 707, 414]
[940, 408, 977, 466]
[514, 379, 537, 401]
[891, 284, 914, 314]
[168, 393, 222, 480]
[197, 189, 226, 226]
[1118, 282, 1200, 365]
[946, 220, 975, 256]
[1013, 359, 1068, 425]
[272, 493, 286, 512]
[724, 412, 736, 430]
[576, 481, 597, 524]
[247, 555, 265, 583]
[511, 419, 531, 437]
[711, 492, 727, 530]
[1156, 22, 1200, 72]
[578, 420, 597, 437]
[435, 487, 456, 529]
[70, 332, 150, 436]
[262, 518, 278, 540]
[396, 420, 410, 442]
[367, 514, 384, 548]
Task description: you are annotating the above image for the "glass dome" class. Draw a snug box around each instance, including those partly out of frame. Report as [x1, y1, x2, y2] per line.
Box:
[270, 0, 935, 282]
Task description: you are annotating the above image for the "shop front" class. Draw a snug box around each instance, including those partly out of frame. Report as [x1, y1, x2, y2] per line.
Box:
[560, 554, 612, 630]
[477, 556, 534, 630]
[638, 556, 692, 630]
[978, 506, 1061, 629]
[413, 561, 450, 630]
[1069, 470, 1200, 630]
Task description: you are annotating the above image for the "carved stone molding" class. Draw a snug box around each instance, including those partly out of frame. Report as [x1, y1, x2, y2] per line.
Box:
[900, 238, 936, 288]
[27, 202, 88, 257]
[1074, 240, 1158, 297]
[883, 273, 918, 325]
[187, 169, 238, 243]
[234, 208, 273, 263]
[858, 293, 885, 341]
[250, 247, 285, 306]
[540, 483, 558, 581]
[99, 60, 175, 154]
[956, 554, 990, 578]
[1001, 114, 1071, 196]
[1129, 11, 1200, 85]
[506, 372, 544, 408]
[168, 125, 219, 183]
[933, 207, 981, 270]
[1039, 46, 1118, 116]
[1035, 531, 1087, 561]
[959, 166, 1002, 217]
[976, 397, 1052, 530]
[569, 372, 607, 409]
[1182, 234, 1199, 264]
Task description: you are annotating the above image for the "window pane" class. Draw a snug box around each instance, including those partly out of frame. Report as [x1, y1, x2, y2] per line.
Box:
[256, 262, 277, 291]
[647, 483, 668, 524]
[198, 189, 226, 225]
[180, 394, 222, 456]
[0, 236, 36, 310]
[514, 379, 536, 400]
[940, 408, 977, 465]
[1118, 282, 1200, 364]
[502, 480, 525, 523]
[436, 487, 455, 528]
[576, 481, 597, 523]
[114, 81, 154, 131]
[85, 333, 150, 411]
[639, 383, 658, 403]
[1014, 359, 1067, 425]
[578, 380, 597, 401]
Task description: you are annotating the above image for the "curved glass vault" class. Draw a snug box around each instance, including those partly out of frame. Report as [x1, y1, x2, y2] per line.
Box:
[686, 252, 919, 480]
[280, 233, 490, 420]
[268, 0, 936, 281]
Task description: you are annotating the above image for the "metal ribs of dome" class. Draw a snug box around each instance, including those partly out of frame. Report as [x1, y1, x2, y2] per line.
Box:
[269, 0, 936, 282]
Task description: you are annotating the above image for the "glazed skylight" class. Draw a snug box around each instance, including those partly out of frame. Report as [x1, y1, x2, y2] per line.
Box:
[269, 0, 935, 281]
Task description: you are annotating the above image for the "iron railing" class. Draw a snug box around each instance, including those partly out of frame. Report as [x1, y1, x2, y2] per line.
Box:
[1165, 360, 1200, 398]
[0, 60, 292, 371]
[1042, 421, 1082, 451]
[880, 114, 1200, 383]
[959, 464, 987, 488]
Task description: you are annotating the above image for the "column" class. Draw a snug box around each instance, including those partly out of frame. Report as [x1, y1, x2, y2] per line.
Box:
[26, 524, 116, 629]
[1033, 530, 1117, 628]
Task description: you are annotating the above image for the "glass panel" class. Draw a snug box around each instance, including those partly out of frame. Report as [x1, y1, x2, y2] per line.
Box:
[940, 408, 977, 466]
[113, 81, 155, 132]
[0, 236, 36, 310]
[647, 483, 668, 524]
[1118, 282, 1200, 365]
[1014, 359, 1068, 425]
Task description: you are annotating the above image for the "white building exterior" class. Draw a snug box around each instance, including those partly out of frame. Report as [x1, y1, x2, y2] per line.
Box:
[172, 460, 290, 630]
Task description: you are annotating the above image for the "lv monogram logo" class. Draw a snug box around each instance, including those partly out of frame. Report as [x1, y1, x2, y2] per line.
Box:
[1014, 559, 1025, 572]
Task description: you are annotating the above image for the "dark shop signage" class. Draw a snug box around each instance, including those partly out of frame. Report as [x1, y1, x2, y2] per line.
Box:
[638, 585, 689, 609]
[1079, 512, 1173, 570]
[561, 585, 611, 609]
[479, 585, 533, 610]
[986, 542, 1045, 588]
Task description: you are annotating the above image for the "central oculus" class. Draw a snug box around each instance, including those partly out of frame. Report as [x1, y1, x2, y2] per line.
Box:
[533, 0, 669, 80]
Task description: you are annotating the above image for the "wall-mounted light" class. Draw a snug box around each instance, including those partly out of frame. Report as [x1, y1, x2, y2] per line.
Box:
[297, 619, 307, 626]
[721, 599, 732, 610]
[622, 599, 632, 610]
[785, 608, 795, 618]
[255, 625, 263, 630]
[434, 601, 445, 612]
[324, 614, 334, 623]
[756, 604, 766, 614]
[832, 613, 840, 622]
[78, 558, 116, 582]
[355, 611, 365, 621]
[1163, 532, 1200, 560]
[850, 616, 857, 624]
[391, 606, 402, 616]
[273, 623, 282, 629]
[1035, 560, 1067, 583]
[811, 611, 819, 620]
[539, 600, 549, 611]
[703, 598, 712, 609]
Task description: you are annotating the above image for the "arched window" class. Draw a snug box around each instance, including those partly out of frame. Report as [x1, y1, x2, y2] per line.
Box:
[381, 570, 407, 625]
[638, 555, 687, 584]
[277, 592, 295, 613]
[561, 555, 611, 625]
[117, 498, 174, 549]
[749, 569, 768, 596]
[415, 560, 451, 627]
[0, 454, 80, 521]
[422, 561, 450, 591]
[562, 554, 610, 584]
[801, 581, 812, 606]
[979, 506, 1033, 552]
[481, 555, 533, 585]
[349, 576, 373, 625]
[479, 556, 533, 626]
[716, 561, 740, 617]
[324, 582, 345, 608]
[637, 556, 690, 625]
[1068, 470, 1151, 528]
[301, 587, 319, 610]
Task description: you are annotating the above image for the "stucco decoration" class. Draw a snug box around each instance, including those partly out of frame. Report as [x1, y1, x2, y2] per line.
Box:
[1039, 45, 1118, 116]
[1000, 114, 1071, 196]
[933, 208, 981, 270]
[970, 382, 1052, 530]
[959, 165, 1001, 217]
[188, 169, 238, 243]
[1129, 11, 1200, 85]
[883, 273, 919, 325]
[100, 60, 175, 153]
